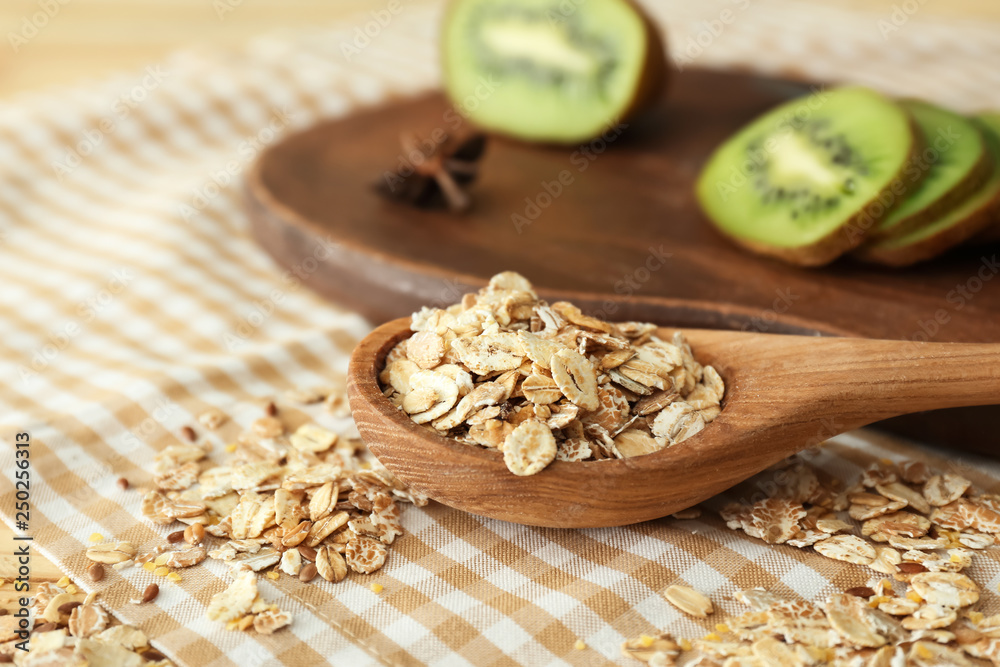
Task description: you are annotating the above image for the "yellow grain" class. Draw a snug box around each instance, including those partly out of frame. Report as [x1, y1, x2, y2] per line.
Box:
[153, 566, 170, 577]
[806, 647, 835, 662]
[88, 533, 104, 543]
[573, 639, 586, 650]
[370, 583, 383, 593]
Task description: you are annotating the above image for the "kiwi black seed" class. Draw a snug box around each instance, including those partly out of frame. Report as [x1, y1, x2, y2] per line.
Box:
[858, 113, 1000, 266]
[442, 0, 668, 144]
[696, 87, 919, 266]
[865, 100, 991, 244]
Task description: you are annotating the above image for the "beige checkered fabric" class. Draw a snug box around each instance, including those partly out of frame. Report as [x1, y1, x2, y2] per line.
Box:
[1, 2, 999, 665]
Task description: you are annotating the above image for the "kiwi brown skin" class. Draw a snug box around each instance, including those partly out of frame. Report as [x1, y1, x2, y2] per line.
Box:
[866, 103, 993, 244]
[857, 116, 1000, 266]
[617, 0, 671, 126]
[857, 160, 1000, 266]
[441, 0, 670, 146]
[855, 189, 1000, 267]
[712, 116, 926, 268]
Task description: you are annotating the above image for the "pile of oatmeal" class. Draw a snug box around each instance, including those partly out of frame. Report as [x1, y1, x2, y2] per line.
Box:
[623, 458, 1000, 666]
[82, 390, 426, 638]
[381, 272, 725, 476]
[0, 577, 172, 666]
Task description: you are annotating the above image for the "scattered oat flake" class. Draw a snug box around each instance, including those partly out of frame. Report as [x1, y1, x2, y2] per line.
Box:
[68, 604, 110, 639]
[620, 457, 1000, 666]
[85, 542, 136, 565]
[198, 407, 227, 430]
[825, 593, 893, 648]
[165, 546, 207, 569]
[664, 585, 713, 618]
[746, 498, 806, 545]
[923, 474, 971, 507]
[345, 535, 387, 575]
[154, 461, 200, 491]
[621, 634, 680, 663]
[910, 572, 979, 608]
[814, 534, 876, 564]
[876, 481, 931, 514]
[253, 609, 293, 635]
[289, 424, 337, 453]
[206, 570, 258, 623]
[902, 604, 959, 631]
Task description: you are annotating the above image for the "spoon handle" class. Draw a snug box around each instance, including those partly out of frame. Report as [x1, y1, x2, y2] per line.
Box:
[739, 336, 1000, 426]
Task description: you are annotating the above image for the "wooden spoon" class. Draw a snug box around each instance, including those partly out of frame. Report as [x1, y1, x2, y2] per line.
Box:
[348, 317, 1000, 528]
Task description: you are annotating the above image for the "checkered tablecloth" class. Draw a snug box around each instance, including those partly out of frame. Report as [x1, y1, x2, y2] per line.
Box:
[1, 2, 999, 665]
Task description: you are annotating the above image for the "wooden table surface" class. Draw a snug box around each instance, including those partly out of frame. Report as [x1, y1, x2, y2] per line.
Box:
[1, 0, 998, 607]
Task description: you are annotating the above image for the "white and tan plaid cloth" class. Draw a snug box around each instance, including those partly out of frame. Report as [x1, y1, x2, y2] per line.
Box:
[1, 2, 999, 665]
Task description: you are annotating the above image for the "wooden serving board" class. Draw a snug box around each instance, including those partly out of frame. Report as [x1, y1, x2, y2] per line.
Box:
[245, 68, 1000, 452]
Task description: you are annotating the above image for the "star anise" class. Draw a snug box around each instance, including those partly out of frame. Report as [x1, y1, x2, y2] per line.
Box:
[376, 131, 486, 212]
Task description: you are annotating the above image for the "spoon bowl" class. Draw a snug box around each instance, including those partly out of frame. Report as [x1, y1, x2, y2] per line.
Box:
[348, 316, 1000, 528]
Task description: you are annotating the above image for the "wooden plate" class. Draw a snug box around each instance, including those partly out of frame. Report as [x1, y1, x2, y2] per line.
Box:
[246, 68, 1000, 452]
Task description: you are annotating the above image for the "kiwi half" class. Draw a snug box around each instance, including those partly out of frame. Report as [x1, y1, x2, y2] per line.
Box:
[696, 87, 918, 267]
[442, 0, 668, 144]
[859, 115, 1000, 266]
[867, 100, 991, 243]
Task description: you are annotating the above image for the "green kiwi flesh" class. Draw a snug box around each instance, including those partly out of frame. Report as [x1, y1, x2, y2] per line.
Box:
[868, 100, 990, 242]
[696, 87, 916, 266]
[442, 0, 667, 143]
[859, 115, 1000, 266]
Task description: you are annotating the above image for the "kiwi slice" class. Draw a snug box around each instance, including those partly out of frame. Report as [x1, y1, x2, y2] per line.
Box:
[867, 100, 991, 243]
[441, 0, 668, 144]
[696, 87, 918, 266]
[858, 115, 1000, 266]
